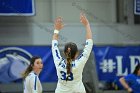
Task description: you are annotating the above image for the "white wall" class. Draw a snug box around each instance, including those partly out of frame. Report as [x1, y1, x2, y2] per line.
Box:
[52, 0, 116, 23]
[0, 23, 140, 48]
[0, 0, 140, 48]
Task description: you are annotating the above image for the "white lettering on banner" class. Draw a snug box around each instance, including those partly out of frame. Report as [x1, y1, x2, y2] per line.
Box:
[129, 56, 140, 73]
[116, 56, 128, 76]
[100, 59, 116, 73]
[99, 56, 140, 76]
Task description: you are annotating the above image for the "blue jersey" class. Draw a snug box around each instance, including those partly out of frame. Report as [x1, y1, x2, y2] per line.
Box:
[52, 39, 93, 93]
[124, 74, 140, 93]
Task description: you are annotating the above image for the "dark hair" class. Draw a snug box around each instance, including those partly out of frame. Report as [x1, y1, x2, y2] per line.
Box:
[64, 42, 78, 81]
[22, 56, 41, 79]
[133, 63, 140, 75]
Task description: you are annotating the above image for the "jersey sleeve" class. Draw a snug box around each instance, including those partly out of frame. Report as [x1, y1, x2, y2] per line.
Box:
[29, 75, 39, 93]
[76, 39, 93, 67]
[52, 40, 62, 67]
[124, 74, 134, 85]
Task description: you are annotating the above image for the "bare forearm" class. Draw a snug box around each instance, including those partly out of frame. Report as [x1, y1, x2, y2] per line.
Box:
[119, 77, 130, 89]
[86, 24, 92, 39]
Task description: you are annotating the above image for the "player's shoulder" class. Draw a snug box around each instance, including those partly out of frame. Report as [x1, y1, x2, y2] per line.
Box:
[127, 74, 135, 77]
[125, 74, 136, 79]
[28, 72, 38, 79]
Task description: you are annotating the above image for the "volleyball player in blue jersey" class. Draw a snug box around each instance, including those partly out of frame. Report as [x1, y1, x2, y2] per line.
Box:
[119, 64, 140, 93]
[52, 13, 93, 93]
[22, 56, 43, 93]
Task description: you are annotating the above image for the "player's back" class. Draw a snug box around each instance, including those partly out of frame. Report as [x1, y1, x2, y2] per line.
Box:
[55, 59, 86, 93]
[52, 39, 93, 93]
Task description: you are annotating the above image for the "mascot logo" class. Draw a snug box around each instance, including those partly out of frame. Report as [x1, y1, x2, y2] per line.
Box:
[0, 47, 32, 83]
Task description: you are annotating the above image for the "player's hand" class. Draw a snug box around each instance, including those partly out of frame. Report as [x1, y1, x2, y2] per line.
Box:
[127, 87, 133, 93]
[54, 17, 64, 31]
[80, 13, 89, 27]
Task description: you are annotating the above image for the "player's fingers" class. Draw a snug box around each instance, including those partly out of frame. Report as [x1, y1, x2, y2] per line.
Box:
[81, 12, 86, 17]
[55, 17, 61, 23]
[80, 15, 84, 21]
[58, 17, 63, 22]
[81, 12, 87, 19]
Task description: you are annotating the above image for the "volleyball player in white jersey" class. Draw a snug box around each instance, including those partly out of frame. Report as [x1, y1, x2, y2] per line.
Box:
[22, 56, 43, 93]
[52, 13, 93, 93]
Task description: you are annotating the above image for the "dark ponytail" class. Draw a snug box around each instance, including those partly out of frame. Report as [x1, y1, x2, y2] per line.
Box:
[64, 42, 78, 81]
[133, 63, 140, 75]
[66, 49, 72, 81]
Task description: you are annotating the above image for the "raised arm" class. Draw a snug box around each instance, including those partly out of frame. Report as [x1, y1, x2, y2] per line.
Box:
[53, 17, 64, 40]
[80, 13, 92, 39]
[52, 17, 64, 66]
[76, 13, 93, 67]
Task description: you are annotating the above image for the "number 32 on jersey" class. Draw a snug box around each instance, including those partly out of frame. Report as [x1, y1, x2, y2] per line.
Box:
[60, 71, 74, 81]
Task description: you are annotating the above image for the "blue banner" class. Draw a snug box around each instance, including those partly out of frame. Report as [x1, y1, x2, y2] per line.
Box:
[0, 46, 57, 83]
[93, 45, 140, 89]
[0, 0, 35, 16]
[134, 0, 140, 15]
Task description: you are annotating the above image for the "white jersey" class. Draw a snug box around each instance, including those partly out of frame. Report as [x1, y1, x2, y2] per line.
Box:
[23, 71, 42, 93]
[52, 39, 93, 93]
